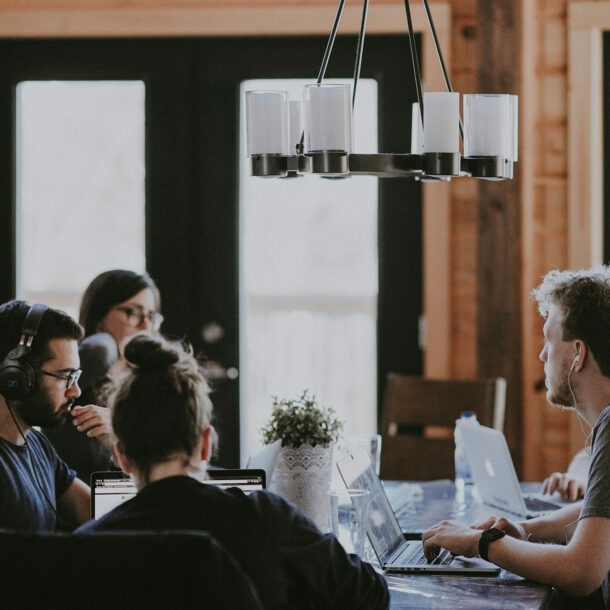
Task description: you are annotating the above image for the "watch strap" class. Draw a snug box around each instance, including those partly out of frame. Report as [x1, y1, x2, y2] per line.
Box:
[478, 527, 506, 561]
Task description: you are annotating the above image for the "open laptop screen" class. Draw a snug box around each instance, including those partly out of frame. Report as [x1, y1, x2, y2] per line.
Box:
[90, 469, 266, 520]
[205, 469, 266, 493]
[90, 471, 138, 520]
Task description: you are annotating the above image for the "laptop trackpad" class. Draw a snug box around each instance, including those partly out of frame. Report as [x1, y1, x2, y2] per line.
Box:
[451, 555, 500, 572]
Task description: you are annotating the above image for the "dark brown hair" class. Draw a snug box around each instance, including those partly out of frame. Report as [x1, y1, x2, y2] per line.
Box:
[108, 334, 213, 479]
[0, 299, 83, 368]
[79, 269, 161, 337]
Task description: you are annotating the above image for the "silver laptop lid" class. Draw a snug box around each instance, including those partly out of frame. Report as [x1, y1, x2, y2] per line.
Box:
[336, 445, 405, 564]
[336, 446, 501, 575]
[458, 423, 528, 518]
[246, 439, 281, 482]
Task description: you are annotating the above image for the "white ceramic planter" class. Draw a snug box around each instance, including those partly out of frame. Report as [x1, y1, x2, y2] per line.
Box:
[270, 443, 333, 531]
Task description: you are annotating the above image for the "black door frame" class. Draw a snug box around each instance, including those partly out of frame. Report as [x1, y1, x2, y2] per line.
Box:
[602, 32, 610, 265]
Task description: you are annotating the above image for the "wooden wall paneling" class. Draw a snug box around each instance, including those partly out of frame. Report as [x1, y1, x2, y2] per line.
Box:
[476, 0, 524, 471]
[520, 0, 544, 482]
[421, 5, 452, 378]
[568, 3, 604, 269]
[568, 2, 607, 458]
[447, 0, 478, 380]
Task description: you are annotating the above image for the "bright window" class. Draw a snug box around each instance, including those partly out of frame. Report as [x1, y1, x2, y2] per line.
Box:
[15, 80, 146, 319]
[239, 78, 379, 460]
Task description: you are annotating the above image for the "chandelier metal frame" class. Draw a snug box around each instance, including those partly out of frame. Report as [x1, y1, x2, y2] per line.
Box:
[246, 0, 517, 182]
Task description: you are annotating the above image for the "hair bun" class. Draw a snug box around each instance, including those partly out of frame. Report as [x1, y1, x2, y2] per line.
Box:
[123, 334, 179, 370]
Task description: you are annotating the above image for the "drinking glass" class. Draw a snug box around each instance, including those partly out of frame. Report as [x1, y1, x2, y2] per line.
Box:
[327, 488, 369, 556]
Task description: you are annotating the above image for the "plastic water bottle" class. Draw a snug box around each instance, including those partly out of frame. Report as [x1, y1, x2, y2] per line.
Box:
[454, 411, 479, 490]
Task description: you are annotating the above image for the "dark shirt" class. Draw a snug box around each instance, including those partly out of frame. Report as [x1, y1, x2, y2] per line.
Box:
[580, 405, 610, 608]
[0, 429, 75, 532]
[76, 475, 389, 610]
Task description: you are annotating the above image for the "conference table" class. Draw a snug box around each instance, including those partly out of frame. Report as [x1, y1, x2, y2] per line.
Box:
[380, 479, 562, 609]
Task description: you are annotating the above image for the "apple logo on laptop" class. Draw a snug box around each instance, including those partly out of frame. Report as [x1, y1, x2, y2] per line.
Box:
[484, 457, 496, 478]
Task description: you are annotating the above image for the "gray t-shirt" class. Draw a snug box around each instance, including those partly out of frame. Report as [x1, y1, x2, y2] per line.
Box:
[580, 404, 610, 606]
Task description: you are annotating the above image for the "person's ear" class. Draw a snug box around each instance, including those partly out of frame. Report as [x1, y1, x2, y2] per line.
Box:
[201, 426, 213, 462]
[573, 341, 587, 369]
[114, 440, 134, 474]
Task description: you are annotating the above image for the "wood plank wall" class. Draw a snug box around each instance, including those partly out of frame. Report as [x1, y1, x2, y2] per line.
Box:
[475, 1, 524, 474]
[0, 0, 603, 480]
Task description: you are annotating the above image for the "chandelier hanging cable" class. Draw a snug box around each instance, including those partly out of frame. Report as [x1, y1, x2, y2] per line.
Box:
[244, 0, 518, 181]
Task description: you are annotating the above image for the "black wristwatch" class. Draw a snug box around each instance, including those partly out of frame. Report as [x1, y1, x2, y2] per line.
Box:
[478, 528, 506, 561]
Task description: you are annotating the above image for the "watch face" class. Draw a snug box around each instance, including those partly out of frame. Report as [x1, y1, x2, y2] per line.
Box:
[485, 528, 506, 541]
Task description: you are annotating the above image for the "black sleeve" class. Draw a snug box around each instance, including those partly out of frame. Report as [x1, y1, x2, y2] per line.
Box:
[249, 490, 389, 610]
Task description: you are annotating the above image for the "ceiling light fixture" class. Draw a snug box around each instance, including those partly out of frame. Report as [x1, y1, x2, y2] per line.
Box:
[244, 0, 518, 181]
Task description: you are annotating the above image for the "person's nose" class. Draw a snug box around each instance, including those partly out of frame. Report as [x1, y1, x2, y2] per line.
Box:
[67, 380, 82, 400]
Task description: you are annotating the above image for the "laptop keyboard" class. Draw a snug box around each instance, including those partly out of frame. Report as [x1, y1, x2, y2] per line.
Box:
[524, 495, 561, 512]
[394, 543, 451, 566]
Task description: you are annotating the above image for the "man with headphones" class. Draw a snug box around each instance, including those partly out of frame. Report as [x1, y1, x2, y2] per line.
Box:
[421, 265, 610, 608]
[0, 300, 92, 531]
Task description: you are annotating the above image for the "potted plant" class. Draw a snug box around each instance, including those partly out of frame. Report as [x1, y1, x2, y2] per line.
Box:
[261, 389, 343, 449]
[261, 390, 343, 529]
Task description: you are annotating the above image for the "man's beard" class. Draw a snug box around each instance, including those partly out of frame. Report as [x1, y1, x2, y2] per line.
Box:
[546, 368, 576, 411]
[17, 383, 74, 429]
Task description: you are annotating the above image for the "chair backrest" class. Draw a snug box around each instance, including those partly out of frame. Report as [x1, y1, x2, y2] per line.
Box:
[0, 529, 263, 610]
[379, 374, 506, 481]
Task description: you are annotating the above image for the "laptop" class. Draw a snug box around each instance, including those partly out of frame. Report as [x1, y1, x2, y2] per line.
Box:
[336, 446, 500, 574]
[90, 471, 138, 520]
[458, 423, 569, 519]
[90, 468, 266, 519]
[245, 439, 281, 483]
[205, 468, 266, 493]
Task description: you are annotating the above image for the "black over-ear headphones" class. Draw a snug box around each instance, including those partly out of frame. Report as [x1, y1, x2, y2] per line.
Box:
[0, 304, 48, 400]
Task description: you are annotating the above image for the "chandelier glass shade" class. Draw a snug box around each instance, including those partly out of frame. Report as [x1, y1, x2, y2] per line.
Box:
[244, 0, 518, 182]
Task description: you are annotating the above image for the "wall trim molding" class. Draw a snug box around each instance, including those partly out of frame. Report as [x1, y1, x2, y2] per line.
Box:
[568, 1, 606, 269]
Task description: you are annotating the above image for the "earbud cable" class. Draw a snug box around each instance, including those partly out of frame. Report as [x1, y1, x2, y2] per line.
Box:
[567, 362, 593, 455]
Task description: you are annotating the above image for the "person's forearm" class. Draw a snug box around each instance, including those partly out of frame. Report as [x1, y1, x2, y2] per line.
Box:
[486, 531, 602, 597]
[521, 503, 581, 544]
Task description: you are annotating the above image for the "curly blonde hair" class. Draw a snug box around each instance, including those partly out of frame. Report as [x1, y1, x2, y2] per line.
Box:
[532, 264, 610, 377]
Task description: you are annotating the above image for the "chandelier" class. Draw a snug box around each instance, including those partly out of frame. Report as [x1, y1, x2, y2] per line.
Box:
[244, 0, 518, 181]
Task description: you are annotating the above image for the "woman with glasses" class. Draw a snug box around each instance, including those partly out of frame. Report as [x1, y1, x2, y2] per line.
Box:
[44, 269, 162, 484]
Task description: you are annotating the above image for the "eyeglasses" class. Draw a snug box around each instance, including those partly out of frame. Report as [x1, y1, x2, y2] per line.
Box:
[36, 368, 82, 390]
[113, 306, 164, 332]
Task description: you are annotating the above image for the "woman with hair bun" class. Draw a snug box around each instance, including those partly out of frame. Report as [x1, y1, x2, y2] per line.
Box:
[76, 333, 389, 610]
[44, 269, 163, 484]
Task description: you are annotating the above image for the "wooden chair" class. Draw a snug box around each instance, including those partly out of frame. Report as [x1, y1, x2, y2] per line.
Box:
[379, 374, 506, 481]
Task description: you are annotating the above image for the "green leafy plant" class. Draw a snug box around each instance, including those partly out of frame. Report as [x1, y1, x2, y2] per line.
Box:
[261, 390, 343, 449]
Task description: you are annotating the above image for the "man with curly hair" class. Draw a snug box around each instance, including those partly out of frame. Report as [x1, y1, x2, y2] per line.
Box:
[422, 265, 610, 608]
